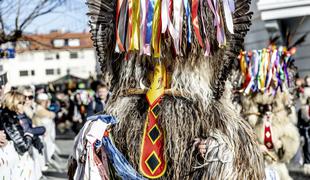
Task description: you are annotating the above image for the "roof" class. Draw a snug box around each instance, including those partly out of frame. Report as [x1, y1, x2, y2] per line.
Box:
[16, 31, 93, 52]
[51, 74, 87, 85]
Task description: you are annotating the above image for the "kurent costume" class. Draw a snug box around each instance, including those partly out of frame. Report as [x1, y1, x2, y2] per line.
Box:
[235, 48, 300, 180]
[69, 0, 265, 179]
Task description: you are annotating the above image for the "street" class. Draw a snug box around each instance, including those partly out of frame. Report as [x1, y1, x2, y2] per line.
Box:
[42, 131, 75, 180]
[43, 131, 310, 180]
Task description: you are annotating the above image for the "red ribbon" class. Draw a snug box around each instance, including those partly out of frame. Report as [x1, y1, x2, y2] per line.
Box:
[191, 0, 204, 48]
[127, 0, 133, 50]
[115, 0, 125, 52]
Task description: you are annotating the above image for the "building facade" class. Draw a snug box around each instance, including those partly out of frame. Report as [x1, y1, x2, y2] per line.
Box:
[0, 31, 97, 86]
[245, 0, 310, 77]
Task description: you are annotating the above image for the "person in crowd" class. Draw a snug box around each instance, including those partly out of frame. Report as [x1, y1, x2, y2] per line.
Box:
[55, 92, 71, 133]
[0, 90, 42, 179]
[298, 84, 310, 174]
[87, 83, 109, 117]
[69, 83, 92, 134]
[18, 86, 47, 175]
[18, 85, 36, 118]
[33, 93, 61, 170]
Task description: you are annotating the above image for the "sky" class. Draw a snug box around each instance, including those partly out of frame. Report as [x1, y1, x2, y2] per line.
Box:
[25, 0, 89, 34]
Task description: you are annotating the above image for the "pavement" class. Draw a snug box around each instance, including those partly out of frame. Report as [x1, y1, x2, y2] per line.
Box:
[289, 166, 310, 180]
[42, 130, 75, 180]
[41, 130, 310, 180]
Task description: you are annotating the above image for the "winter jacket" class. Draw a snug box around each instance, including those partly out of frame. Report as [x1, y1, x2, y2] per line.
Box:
[87, 98, 105, 117]
[0, 108, 33, 155]
[18, 113, 46, 136]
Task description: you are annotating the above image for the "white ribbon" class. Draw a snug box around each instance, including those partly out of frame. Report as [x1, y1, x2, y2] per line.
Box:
[173, 0, 183, 54]
[161, 0, 169, 33]
[228, 0, 235, 11]
[266, 50, 277, 89]
[140, 0, 147, 55]
[223, 0, 234, 34]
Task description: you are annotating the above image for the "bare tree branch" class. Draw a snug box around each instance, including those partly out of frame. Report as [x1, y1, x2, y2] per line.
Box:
[0, 0, 66, 45]
[15, 0, 20, 30]
[20, 1, 65, 30]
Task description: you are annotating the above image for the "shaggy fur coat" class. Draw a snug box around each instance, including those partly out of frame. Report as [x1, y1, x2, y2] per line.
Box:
[86, 0, 265, 179]
[241, 92, 300, 180]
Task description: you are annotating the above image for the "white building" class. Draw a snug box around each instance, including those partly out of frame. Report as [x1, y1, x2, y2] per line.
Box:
[0, 31, 97, 86]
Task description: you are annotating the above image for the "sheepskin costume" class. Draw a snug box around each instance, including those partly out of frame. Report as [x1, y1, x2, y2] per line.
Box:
[241, 91, 299, 180]
[233, 48, 300, 180]
[84, 0, 264, 179]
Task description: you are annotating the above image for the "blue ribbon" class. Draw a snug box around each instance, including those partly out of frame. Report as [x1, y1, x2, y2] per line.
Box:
[102, 137, 146, 180]
[183, 0, 191, 44]
[87, 115, 146, 180]
[145, 0, 155, 46]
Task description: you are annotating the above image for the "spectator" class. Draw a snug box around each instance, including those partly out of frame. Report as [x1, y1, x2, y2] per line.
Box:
[69, 86, 92, 134]
[33, 93, 59, 169]
[0, 91, 40, 179]
[17, 86, 46, 176]
[87, 83, 109, 117]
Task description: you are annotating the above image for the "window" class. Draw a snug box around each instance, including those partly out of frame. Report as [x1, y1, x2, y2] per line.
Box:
[68, 39, 80, 47]
[45, 69, 54, 75]
[45, 53, 54, 60]
[19, 70, 28, 77]
[64, 39, 69, 46]
[56, 53, 60, 60]
[57, 68, 61, 75]
[53, 39, 65, 47]
[70, 52, 78, 59]
[31, 70, 35, 76]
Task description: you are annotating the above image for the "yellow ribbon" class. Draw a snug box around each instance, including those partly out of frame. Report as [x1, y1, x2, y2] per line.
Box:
[146, 63, 166, 104]
[151, 0, 161, 58]
[129, 0, 140, 51]
[240, 52, 246, 76]
[260, 49, 267, 91]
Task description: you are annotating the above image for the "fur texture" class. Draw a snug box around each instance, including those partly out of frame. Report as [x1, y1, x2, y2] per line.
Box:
[86, 0, 265, 179]
[105, 56, 264, 179]
[241, 92, 300, 180]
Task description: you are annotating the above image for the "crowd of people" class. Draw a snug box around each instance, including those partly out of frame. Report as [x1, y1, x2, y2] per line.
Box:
[0, 80, 109, 179]
[294, 76, 310, 170]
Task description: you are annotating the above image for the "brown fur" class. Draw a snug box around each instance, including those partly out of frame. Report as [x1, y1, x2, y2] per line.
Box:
[105, 55, 264, 180]
[86, 0, 265, 179]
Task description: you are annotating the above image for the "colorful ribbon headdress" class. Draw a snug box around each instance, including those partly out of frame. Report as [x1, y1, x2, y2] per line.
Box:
[238, 47, 294, 95]
[114, 0, 236, 58]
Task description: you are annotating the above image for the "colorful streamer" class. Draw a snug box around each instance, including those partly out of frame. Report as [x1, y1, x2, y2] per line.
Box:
[239, 48, 294, 95]
[151, 0, 161, 58]
[113, 0, 236, 57]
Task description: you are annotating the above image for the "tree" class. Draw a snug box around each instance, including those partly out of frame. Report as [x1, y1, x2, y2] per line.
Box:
[0, 0, 66, 45]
